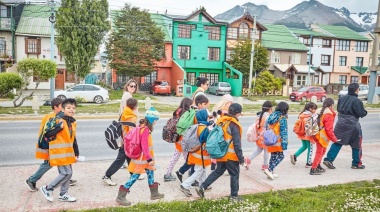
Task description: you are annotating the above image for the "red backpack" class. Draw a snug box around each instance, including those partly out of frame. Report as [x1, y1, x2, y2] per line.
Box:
[293, 117, 306, 137]
[124, 127, 145, 159]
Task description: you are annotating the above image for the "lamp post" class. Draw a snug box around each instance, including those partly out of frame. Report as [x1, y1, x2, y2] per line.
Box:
[49, 0, 56, 101]
[307, 34, 312, 86]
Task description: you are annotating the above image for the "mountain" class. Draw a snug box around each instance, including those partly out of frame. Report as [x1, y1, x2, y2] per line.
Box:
[214, 0, 375, 32]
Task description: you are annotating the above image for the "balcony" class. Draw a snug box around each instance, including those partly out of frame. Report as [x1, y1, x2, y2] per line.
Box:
[0, 18, 12, 30]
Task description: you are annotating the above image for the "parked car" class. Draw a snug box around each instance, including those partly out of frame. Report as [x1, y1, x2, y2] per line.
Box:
[290, 86, 327, 102]
[208, 82, 231, 95]
[54, 84, 109, 104]
[338, 84, 369, 100]
[151, 80, 171, 96]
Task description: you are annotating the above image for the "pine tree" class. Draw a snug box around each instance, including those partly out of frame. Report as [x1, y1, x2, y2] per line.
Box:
[106, 4, 165, 77]
[56, 0, 109, 82]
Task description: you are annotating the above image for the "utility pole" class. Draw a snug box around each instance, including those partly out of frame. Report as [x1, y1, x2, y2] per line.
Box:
[368, 0, 380, 104]
[307, 34, 313, 86]
[248, 15, 257, 96]
[49, 0, 56, 101]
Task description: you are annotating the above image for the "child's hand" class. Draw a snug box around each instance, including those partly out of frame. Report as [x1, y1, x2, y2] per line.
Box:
[148, 161, 155, 166]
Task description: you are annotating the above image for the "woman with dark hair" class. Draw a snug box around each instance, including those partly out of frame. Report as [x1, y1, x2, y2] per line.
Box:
[192, 77, 209, 100]
[264, 101, 289, 180]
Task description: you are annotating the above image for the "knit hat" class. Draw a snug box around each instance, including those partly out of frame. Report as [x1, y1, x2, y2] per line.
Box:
[348, 83, 359, 94]
[145, 107, 160, 124]
[228, 103, 242, 115]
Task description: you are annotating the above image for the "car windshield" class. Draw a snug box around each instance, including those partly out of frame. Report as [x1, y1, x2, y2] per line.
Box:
[298, 87, 308, 92]
[161, 82, 168, 86]
[219, 82, 230, 87]
[342, 87, 348, 91]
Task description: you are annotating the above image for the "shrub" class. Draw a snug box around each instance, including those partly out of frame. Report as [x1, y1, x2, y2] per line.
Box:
[254, 71, 282, 96]
[0, 72, 23, 98]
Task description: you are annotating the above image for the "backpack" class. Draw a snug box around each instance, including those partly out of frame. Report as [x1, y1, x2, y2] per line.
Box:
[176, 108, 196, 135]
[263, 121, 280, 146]
[105, 120, 122, 150]
[162, 116, 180, 143]
[305, 115, 320, 136]
[293, 117, 306, 137]
[181, 124, 202, 154]
[124, 127, 145, 159]
[38, 112, 64, 149]
[205, 122, 232, 159]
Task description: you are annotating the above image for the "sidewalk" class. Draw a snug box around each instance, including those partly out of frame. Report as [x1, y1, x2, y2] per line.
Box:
[1, 143, 379, 212]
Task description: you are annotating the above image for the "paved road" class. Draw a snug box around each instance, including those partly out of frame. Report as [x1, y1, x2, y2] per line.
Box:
[0, 114, 379, 166]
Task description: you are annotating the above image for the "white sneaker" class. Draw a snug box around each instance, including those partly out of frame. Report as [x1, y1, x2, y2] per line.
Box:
[138, 173, 146, 180]
[40, 186, 54, 202]
[102, 176, 117, 186]
[59, 192, 77, 202]
[268, 172, 279, 179]
[263, 169, 274, 180]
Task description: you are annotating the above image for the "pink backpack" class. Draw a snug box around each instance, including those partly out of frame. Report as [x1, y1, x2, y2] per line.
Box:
[124, 127, 145, 159]
[246, 119, 259, 142]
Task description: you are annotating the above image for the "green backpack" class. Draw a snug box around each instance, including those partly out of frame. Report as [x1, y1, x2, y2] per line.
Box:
[176, 108, 196, 135]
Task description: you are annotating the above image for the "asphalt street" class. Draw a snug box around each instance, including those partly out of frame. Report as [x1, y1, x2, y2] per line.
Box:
[0, 114, 379, 166]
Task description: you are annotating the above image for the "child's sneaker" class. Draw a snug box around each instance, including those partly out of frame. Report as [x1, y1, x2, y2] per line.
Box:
[163, 174, 176, 182]
[261, 164, 269, 170]
[290, 154, 297, 165]
[58, 192, 77, 202]
[25, 179, 38, 191]
[69, 179, 77, 186]
[179, 185, 192, 197]
[305, 163, 312, 168]
[40, 186, 53, 202]
[102, 176, 117, 186]
[263, 169, 274, 180]
[175, 171, 183, 183]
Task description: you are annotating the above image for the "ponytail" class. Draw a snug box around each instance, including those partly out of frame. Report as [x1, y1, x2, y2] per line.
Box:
[258, 101, 273, 129]
[318, 98, 334, 126]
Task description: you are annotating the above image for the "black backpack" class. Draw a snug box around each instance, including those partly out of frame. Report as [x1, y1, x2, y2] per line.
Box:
[105, 119, 135, 150]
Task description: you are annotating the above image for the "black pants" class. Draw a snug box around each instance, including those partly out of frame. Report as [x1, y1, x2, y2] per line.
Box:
[105, 147, 131, 177]
[201, 160, 240, 197]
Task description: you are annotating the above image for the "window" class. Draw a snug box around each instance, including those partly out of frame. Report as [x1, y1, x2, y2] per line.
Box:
[292, 53, 301, 64]
[227, 27, 238, 39]
[271, 51, 280, 63]
[356, 57, 364, 67]
[351, 76, 359, 83]
[356, 41, 368, 52]
[208, 47, 220, 61]
[337, 40, 350, 51]
[303, 37, 312, 46]
[25, 38, 41, 54]
[238, 22, 249, 39]
[307, 54, 313, 65]
[65, 71, 75, 82]
[72, 85, 84, 91]
[296, 75, 307, 85]
[321, 55, 331, 66]
[178, 24, 195, 38]
[200, 73, 219, 85]
[177, 46, 190, 59]
[322, 39, 332, 47]
[1, 6, 7, 18]
[204, 26, 220, 40]
[339, 56, 347, 66]
[339, 75, 347, 84]
[186, 72, 196, 85]
[226, 49, 234, 61]
[84, 85, 100, 91]
[0, 37, 5, 54]
[144, 71, 157, 84]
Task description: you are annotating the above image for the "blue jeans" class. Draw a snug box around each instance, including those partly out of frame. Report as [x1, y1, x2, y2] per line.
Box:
[324, 141, 362, 166]
[29, 160, 52, 183]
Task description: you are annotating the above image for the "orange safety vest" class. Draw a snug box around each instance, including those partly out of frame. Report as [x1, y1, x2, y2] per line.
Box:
[35, 113, 55, 160]
[216, 116, 242, 162]
[187, 125, 211, 167]
[48, 120, 77, 166]
[128, 127, 155, 174]
[266, 118, 284, 153]
[314, 114, 330, 148]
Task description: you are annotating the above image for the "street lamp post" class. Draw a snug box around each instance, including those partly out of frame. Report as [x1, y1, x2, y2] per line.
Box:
[307, 34, 313, 86]
[49, 0, 56, 101]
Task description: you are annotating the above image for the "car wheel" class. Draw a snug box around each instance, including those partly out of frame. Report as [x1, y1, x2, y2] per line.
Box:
[321, 96, 326, 102]
[302, 96, 307, 102]
[94, 95, 103, 104]
[153, 91, 157, 96]
[57, 95, 66, 100]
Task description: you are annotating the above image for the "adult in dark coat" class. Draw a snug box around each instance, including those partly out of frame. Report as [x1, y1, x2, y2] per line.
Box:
[323, 83, 367, 169]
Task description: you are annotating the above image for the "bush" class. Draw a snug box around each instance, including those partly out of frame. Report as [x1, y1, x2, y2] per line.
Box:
[0, 72, 23, 98]
[254, 71, 282, 95]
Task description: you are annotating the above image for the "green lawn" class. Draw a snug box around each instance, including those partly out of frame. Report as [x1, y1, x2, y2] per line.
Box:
[109, 90, 157, 101]
[74, 180, 380, 212]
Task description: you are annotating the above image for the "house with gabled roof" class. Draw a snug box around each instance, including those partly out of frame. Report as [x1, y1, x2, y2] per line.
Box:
[262, 24, 310, 89]
[312, 24, 372, 85]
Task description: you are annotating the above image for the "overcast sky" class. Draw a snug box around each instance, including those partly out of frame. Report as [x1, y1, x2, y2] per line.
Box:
[109, 0, 379, 16]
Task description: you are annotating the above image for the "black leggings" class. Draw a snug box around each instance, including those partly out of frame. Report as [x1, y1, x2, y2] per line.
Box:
[105, 147, 131, 177]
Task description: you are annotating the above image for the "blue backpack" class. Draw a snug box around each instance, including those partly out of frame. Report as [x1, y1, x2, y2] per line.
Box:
[205, 122, 231, 159]
[263, 120, 280, 146]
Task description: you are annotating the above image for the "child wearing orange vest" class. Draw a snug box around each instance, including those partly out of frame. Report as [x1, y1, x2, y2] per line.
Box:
[311, 98, 338, 175]
[116, 107, 163, 206]
[40, 98, 78, 202]
[164, 97, 193, 182]
[264, 102, 289, 180]
[290, 102, 318, 168]
[179, 109, 212, 197]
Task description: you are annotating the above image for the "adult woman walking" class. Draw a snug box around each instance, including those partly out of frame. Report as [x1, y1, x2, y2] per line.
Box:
[192, 77, 209, 100]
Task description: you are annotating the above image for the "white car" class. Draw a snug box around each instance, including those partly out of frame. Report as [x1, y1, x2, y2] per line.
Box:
[338, 84, 369, 100]
[54, 84, 109, 104]
[208, 82, 231, 95]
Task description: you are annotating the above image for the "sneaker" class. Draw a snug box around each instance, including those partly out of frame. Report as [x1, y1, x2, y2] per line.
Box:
[191, 180, 199, 187]
[179, 185, 192, 197]
[261, 164, 269, 170]
[164, 174, 176, 182]
[305, 163, 312, 168]
[175, 171, 183, 183]
[138, 173, 146, 180]
[40, 186, 53, 202]
[310, 168, 321, 175]
[102, 176, 117, 186]
[290, 154, 297, 165]
[317, 165, 326, 173]
[195, 185, 205, 198]
[69, 179, 77, 186]
[58, 192, 77, 202]
[323, 160, 336, 169]
[244, 157, 251, 170]
[25, 179, 38, 192]
[351, 164, 365, 169]
[263, 169, 274, 180]
[230, 195, 244, 202]
[272, 172, 279, 178]
[120, 162, 127, 169]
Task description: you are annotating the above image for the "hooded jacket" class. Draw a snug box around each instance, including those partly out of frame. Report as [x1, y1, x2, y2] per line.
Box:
[121, 106, 138, 135]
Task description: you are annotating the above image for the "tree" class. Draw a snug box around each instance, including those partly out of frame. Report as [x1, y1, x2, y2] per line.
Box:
[56, 0, 109, 82]
[254, 70, 282, 96]
[14, 59, 57, 107]
[106, 4, 165, 78]
[0, 72, 23, 98]
[228, 40, 269, 86]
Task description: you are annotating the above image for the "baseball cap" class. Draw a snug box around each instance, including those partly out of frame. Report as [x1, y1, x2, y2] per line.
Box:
[228, 103, 242, 115]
